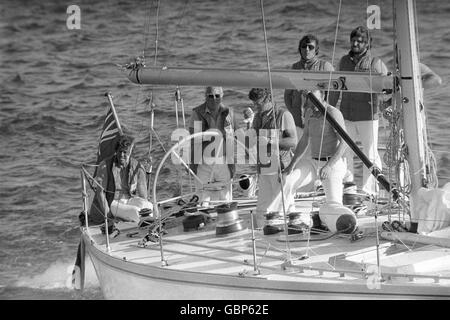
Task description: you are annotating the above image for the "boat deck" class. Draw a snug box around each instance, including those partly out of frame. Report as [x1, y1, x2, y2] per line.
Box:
[83, 198, 450, 299]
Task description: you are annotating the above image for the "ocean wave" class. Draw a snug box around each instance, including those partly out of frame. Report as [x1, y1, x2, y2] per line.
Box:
[12, 258, 100, 292]
[7, 73, 25, 84]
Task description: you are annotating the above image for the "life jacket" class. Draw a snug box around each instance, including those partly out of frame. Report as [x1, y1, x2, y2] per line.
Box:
[190, 103, 235, 175]
[191, 103, 234, 136]
[338, 50, 383, 121]
[87, 155, 146, 225]
[287, 58, 331, 128]
[253, 107, 293, 173]
[103, 156, 146, 206]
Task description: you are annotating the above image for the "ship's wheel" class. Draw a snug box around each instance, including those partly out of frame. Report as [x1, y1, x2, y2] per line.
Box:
[151, 130, 256, 220]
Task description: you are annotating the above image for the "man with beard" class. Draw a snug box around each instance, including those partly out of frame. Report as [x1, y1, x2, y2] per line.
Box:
[328, 26, 388, 197]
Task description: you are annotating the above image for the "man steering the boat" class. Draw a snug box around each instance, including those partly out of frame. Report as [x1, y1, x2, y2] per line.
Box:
[188, 86, 237, 207]
[94, 134, 153, 225]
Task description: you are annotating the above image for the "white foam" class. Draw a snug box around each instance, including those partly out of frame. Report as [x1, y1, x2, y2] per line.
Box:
[15, 257, 99, 290]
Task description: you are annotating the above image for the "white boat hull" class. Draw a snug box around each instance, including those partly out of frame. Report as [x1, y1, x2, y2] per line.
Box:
[83, 223, 450, 300]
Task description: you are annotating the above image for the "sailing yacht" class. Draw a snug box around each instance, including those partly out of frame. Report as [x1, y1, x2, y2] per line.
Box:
[74, 0, 450, 299]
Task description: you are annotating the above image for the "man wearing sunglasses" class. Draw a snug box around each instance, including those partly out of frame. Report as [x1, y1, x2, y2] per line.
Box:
[188, 86, 237, 206]
[328, 26, 388, 198]
[284, 34, 334, 145]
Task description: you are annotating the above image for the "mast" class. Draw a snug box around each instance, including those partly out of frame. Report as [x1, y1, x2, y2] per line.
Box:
[393, 0, 429, 224]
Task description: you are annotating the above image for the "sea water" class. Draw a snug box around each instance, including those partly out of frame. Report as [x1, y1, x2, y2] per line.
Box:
[1, 0, 449, 299]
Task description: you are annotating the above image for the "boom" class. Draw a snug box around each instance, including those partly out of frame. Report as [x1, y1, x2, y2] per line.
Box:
[127, 66, 393, 93]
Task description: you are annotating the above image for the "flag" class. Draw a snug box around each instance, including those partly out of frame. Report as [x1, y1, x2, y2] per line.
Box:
[71, 97, 122, 292]
[96, 106, 122, 166]
[89, 102, 123, 224]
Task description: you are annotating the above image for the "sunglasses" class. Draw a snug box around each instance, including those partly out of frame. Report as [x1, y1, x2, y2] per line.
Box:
[301, 44, 316, 50]
[207, 94, 222, 99]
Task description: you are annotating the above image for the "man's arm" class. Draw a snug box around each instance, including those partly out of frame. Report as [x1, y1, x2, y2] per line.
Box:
[188, 111, 200, 135]
[319, 109, 347, 180]
[284, 89, 294, 111]
[283, 115, 310, 173]
[278, 111, 297, 150]
[372, 57, 388, 75]
[136, 163, 148, 200]
[420, 63, 443, 89]
[323, 61, 335, 72]
[327, 109, 347, 167]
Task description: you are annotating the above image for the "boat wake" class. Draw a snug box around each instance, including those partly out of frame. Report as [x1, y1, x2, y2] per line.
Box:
[13, 258, 99, 291]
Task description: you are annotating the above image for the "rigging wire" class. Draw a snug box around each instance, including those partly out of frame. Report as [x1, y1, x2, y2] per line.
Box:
[386, 2, 412, 224]
[142, 0, 152, 61]
[365, 0, 384, 284]
[164, 0, 191, 66]
[153, 0, 161, 66]
[384, 0, 399, 221]
[412, 0, 439, 189]
[124, 0, 157, 150]
[259, 0, 292, 260]
[145, 0, 162, 195]
[148, 0, 193, 195]
[306, 0, 344, 259]
[365, 0, 379, 202]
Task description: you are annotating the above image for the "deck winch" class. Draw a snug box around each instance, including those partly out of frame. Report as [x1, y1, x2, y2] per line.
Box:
[215, 202, 244, 236]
